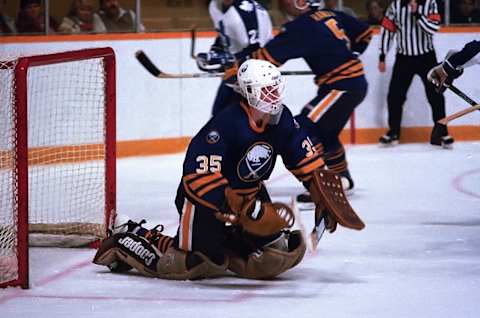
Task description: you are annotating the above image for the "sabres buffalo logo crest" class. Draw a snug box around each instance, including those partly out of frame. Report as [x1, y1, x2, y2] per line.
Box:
[237, 142, 274, 182]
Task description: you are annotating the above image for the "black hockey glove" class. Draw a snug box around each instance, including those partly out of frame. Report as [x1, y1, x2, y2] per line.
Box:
[196, 50, 235, 73]
[428, 61, 464, 93]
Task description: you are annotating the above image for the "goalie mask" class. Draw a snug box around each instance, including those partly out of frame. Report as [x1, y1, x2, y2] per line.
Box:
[237, 59, 285, 126]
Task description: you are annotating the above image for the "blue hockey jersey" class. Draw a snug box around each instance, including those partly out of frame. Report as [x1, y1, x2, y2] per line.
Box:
[180, 101, 325, 211]
[248, 9, 372, 90]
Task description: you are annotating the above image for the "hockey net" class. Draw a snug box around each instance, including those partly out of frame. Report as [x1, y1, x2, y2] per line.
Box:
[0, 48, 116, 288]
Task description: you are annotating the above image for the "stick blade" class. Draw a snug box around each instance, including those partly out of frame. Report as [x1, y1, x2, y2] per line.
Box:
[437, 118, 448, 125]
[135, 50, 161, 77]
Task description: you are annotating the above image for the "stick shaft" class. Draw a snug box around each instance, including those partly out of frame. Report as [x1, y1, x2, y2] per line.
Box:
[438, 104, 480, 125]
[447, 84, 478, 106]
[136, 50, 313, 78]
[190, 29, 196, 60]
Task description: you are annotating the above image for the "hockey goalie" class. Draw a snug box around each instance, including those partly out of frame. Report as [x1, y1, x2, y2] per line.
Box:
[93, 59, 365, 280]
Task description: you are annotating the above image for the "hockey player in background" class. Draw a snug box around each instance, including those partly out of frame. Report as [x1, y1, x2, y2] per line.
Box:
[93, 59, 364, 280]
[196, 0, 273, 116]
[223, 0, 372, 198]
[428, 40, 480, 90]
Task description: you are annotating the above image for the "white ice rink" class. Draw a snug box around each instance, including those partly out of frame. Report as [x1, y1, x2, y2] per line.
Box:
[1, 142, 480, 318]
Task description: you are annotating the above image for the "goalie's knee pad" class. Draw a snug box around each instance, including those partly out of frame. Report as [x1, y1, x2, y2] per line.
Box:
[156, 247, 227, 280]
[228, 230, 306, 279]
[93, 232, 227, 280]
[93, 233, 162, 277]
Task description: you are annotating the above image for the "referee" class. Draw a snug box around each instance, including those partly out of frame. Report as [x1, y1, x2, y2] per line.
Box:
[378, 0, 454, 148]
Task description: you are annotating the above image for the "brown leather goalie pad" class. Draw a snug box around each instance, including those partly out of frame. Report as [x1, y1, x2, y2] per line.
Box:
[93, 233, 227, 280]
[93, 233, 160, 277]
[309, 169, 365, 230]
[224, 186, 295, 237]
[228, 230, 306, 279]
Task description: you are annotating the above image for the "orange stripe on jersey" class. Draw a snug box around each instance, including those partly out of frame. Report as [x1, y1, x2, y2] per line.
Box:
[290, 156, 325, 177]
[256, 48, 281, 66]
[326, 69, 365, 84]
[322, 61, 365, 85]
[316, 59, 359, 85]
[180, 200, 194, 251]
[326, 147, 345, 160]
[355, 28, 373, 43]
[197, 178, 228, 197]
[182, 180, 219, 210]
[328, 162, 347, 173]
[240, 101, 267, 133]
[184, 173, 200, 181]
[310, 11, 335, 21]
[189, 172, 224, 191]
[308, 90, 342, 122]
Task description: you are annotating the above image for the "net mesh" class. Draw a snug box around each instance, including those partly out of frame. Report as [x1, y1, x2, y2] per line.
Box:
[0, 59, 18, 285]
[0, 55, 109, 286]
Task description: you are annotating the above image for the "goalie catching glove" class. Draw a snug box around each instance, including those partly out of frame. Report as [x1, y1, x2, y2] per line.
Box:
[215, 187, 295, 237]
[309, 169, 365, 233]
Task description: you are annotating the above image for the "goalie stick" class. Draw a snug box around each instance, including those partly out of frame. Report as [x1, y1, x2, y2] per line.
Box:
[291, 197, 326, 252]
[136, 51, 313, 79]
[437, 84, 480, 125]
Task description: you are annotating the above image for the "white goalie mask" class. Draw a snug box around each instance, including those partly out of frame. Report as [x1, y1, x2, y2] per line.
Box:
[237, 59, 285, 125]
[294, 0, 324, 10]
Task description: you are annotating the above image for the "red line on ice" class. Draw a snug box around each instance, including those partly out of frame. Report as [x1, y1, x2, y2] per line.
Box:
[452, 168, 480, 199]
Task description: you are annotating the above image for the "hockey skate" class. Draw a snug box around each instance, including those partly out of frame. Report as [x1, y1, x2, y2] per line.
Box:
[430, 135, 454, 149]
[378, 132, 399, 146]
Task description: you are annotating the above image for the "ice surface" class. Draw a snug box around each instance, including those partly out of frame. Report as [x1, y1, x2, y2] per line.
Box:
[1, 143, 479, 318]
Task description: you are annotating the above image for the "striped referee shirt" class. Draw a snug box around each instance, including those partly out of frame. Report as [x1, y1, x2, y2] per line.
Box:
[380, 0, 441, 61]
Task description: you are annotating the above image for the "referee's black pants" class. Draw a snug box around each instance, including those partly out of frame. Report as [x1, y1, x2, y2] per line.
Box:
[387, 51, 448, 138]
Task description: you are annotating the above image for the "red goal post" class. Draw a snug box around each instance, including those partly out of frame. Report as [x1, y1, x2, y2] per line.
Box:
[0, 48, 116, 289]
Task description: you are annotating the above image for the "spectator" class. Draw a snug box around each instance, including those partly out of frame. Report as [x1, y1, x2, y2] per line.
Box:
[451, 0, 480, 23]
[323, 0, 357, 17]
[58, 0, 106, 34]
[98, 0, 144, 32]
[365, 0, 383, 25]
[16, 0, 58, 34]
[0, 0, 16, 34]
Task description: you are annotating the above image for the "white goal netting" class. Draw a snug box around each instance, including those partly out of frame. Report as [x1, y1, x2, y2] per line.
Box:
[0, 49, 115, 287]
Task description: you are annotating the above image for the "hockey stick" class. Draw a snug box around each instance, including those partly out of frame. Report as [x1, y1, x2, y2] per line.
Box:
[136, 50, 222, 78]
[437, 84, 480, 124]
[437, 104, 480, 125]
[136, 50, 313, 79]
[291, 197, 325, 253]
[190, 28, 197, 60]
[446, 83, 478, 106]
